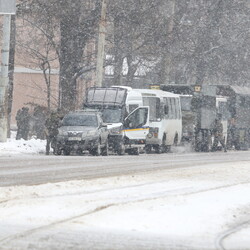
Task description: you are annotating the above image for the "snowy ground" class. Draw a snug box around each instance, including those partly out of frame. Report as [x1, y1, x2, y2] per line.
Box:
[0, 135, 250, 249]
[0, 134, 46, 156]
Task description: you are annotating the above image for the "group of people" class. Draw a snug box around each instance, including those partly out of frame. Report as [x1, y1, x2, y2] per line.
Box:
[16, 106, 47, 141]
[16, 106, 64, 155]
[16, 107, 31, 140]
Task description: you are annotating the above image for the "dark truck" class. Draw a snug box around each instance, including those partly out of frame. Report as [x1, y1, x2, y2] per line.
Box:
[161, 84, 250, 151]
[161, 84, 224, 152]
[83, 87, 128, 155]
[216, 85, 250, 150]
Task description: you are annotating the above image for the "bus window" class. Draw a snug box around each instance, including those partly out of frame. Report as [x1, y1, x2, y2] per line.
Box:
[143, 97, 161, 121]
[170, 98, 176, 119]
[167, 98, 172, 119]
[163, 98, 169, 118]
[176, 98, 181, 119]
[174, 98, 178, 119]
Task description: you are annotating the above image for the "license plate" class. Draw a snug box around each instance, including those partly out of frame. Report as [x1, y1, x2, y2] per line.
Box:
[68, 137, 82, 141]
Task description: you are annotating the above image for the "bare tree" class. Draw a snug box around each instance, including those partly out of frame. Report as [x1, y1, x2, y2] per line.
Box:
[17, 0, 101, 112]
[107, 0, 165, 86]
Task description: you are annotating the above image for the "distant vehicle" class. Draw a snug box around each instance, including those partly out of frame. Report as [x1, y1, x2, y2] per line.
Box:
[56, 111, 109, 156]
[179, 95, 195, 143]
[161, 84, 225, 152]
[160, 84, 250, 151]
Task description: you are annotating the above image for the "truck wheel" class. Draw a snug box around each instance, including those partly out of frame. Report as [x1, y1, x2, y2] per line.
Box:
[63, 148, 70, 155]
[76, 149, 83, 155]
[145, 145, 152, 154]
[54, 147, 62, 155]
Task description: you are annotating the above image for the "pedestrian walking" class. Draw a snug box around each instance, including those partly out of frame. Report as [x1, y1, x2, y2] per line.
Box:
[45, 110, 63, 155]
[212, 114, 227, 152]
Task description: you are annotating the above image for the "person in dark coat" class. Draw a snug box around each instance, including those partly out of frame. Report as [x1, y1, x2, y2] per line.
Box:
[15, 107, 31, 140]
[45, 110, 63, 155]
[212, 114, 227, 152]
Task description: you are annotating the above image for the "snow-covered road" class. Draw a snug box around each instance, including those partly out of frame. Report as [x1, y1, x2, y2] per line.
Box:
[0, 137, 250, 249]
[1, 160, 250, 249]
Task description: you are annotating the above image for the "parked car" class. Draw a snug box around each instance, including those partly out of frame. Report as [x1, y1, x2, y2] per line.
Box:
[56, 111, 109, 156]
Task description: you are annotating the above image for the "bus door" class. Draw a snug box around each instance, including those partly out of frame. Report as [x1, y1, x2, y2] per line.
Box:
[123, 107, 149, 141]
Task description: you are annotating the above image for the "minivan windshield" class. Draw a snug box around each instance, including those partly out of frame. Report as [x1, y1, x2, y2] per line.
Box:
[62, 114, 98, 127]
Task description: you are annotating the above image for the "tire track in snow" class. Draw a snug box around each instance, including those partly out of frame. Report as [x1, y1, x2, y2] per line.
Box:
[1, 181, 250, 247]
[215, 219, 250, 250]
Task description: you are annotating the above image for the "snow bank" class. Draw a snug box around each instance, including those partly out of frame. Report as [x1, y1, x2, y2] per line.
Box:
[0, 137, 46, 155]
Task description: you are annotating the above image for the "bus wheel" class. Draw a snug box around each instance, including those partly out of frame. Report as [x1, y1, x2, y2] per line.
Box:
[174, 134, 178, 146]
[156, 135, 167, 154]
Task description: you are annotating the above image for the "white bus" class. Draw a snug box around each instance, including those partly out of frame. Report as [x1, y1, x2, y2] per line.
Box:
[136, 89, 182, 153]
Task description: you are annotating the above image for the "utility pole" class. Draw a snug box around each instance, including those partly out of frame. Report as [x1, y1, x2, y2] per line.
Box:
[96, 0, 107, 87]
[0, 0, 16, 142]
[160, 0, 176, 85]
